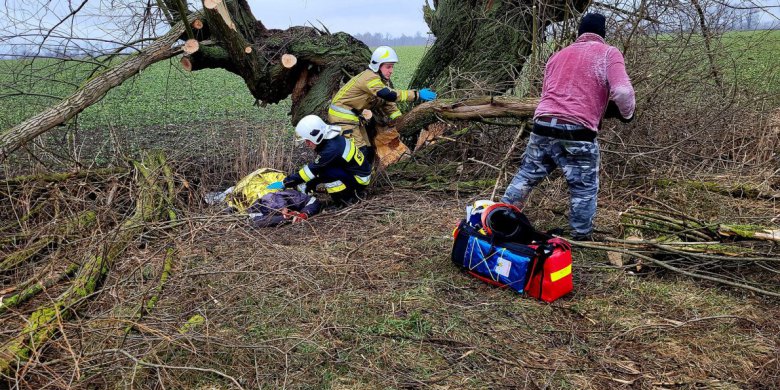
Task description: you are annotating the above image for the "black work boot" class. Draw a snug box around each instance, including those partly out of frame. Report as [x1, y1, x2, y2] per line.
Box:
[570, 233, 594, 242]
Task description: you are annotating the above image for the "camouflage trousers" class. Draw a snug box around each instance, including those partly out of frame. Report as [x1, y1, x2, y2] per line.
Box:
[501, 133, 600, 235]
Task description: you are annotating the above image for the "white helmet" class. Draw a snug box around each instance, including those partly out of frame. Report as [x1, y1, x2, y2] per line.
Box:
[295, 115, 341, 145]
[369, 46, 399, 72]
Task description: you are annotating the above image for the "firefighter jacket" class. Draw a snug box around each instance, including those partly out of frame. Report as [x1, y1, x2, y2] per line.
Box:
[329, 69, 419, 149]
[283, 135, 372, 191]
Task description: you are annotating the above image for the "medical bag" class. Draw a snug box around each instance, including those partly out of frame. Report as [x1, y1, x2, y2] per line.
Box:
[450, 202, 573, 302]
[524, 238, 573, 303]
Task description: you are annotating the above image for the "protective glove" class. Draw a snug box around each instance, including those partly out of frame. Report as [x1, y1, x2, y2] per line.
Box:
[604, 100, 634, 123]
[418, 88, 437, 102]
[266, 181, 285, 190]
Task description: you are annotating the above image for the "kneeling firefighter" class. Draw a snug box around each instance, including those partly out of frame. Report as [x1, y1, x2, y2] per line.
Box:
[328, 46, 437, 166]
[281, 115, 372, 206]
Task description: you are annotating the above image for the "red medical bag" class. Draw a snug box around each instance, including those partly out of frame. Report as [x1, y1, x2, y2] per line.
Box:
[524, 238, 573, 303]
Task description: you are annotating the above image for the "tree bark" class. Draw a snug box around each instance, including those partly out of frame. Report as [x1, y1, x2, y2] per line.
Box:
[410, 0, 590, 93]
[396, 96, 539, 136]
[181, 0, 370, 123]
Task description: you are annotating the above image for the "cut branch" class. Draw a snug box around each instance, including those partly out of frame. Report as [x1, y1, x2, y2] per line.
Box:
[397, 96, 539, 136]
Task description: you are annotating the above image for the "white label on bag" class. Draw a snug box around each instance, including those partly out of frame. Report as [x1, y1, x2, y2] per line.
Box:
[495, 258, 512, 277]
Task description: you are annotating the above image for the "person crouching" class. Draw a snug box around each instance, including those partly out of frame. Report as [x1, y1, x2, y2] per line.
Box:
[282, 115, 372, 207]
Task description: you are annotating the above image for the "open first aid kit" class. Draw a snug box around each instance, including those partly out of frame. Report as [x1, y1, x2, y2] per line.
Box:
[450, 201, 573, 303]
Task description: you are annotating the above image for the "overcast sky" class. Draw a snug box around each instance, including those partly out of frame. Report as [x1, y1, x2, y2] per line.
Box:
[245, 0, 431, 37]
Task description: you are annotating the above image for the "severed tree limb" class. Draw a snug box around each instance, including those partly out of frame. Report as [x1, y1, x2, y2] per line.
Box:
[0, 15, 198, 163]
[0, 152, 175, 375]
[397, 96, 539, 137]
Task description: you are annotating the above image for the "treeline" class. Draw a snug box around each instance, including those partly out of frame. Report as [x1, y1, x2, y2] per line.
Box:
[353, 32, 431, 47]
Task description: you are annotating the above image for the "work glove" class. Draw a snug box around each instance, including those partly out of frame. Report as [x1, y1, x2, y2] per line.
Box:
[604, 101, 634, 123]
[266, 181, 285, 190]
[418, 88, 437, 102]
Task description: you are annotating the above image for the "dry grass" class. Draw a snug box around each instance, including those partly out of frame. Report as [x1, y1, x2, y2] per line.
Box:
[3, 176, 778, 388]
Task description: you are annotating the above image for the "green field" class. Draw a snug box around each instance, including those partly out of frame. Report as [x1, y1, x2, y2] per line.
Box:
[0, 46, 428, 132]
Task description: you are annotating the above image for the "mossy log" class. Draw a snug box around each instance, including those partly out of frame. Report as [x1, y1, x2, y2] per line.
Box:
[0, 153, 174, 375]
[0, 264, 80, 315]
[0, 210, 97, 271]
[397, 96, 540, 137]
[718, 225, 780, 243]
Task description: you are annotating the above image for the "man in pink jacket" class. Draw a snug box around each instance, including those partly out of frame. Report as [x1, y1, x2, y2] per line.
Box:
[501, 13, 635, 241]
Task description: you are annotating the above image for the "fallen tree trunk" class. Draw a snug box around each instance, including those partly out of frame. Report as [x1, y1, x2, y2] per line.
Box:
[397, 96, 540, 137]
[0, 17, 194, 163]
[0, 153, 174, 375]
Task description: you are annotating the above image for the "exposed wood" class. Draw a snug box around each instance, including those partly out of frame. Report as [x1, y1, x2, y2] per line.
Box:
[181, 56, 193, 71]
[203, 0, 220, 9]
[719, 225, 780, 243]
[281, 53, 297, 68]
[183, 39, 200, 54]
[192, 18, 204, 29]
[0, 16, 196, 163]
[244, 46, 252, 54]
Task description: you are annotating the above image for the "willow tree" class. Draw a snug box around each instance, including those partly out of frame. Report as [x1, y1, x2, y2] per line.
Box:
[0, 0, 590, 162]
[412, 0, 589, 92]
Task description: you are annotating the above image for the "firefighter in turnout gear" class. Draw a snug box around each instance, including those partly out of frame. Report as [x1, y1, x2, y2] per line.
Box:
[328, 46, 438, 163]
[282, 115, 372, 207]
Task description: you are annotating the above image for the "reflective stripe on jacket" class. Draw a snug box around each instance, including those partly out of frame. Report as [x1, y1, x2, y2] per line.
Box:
[285, 136, 372, 187]
[330, 69, 417, 148]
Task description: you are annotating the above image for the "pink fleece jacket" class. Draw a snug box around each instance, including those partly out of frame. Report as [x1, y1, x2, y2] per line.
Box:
[534, 33, 635, 132]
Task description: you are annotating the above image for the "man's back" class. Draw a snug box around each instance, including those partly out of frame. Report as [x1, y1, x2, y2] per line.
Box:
[535, 33, 635, 131]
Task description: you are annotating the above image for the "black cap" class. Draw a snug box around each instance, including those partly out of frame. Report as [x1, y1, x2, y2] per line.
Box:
[578, 13, 606, 38]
